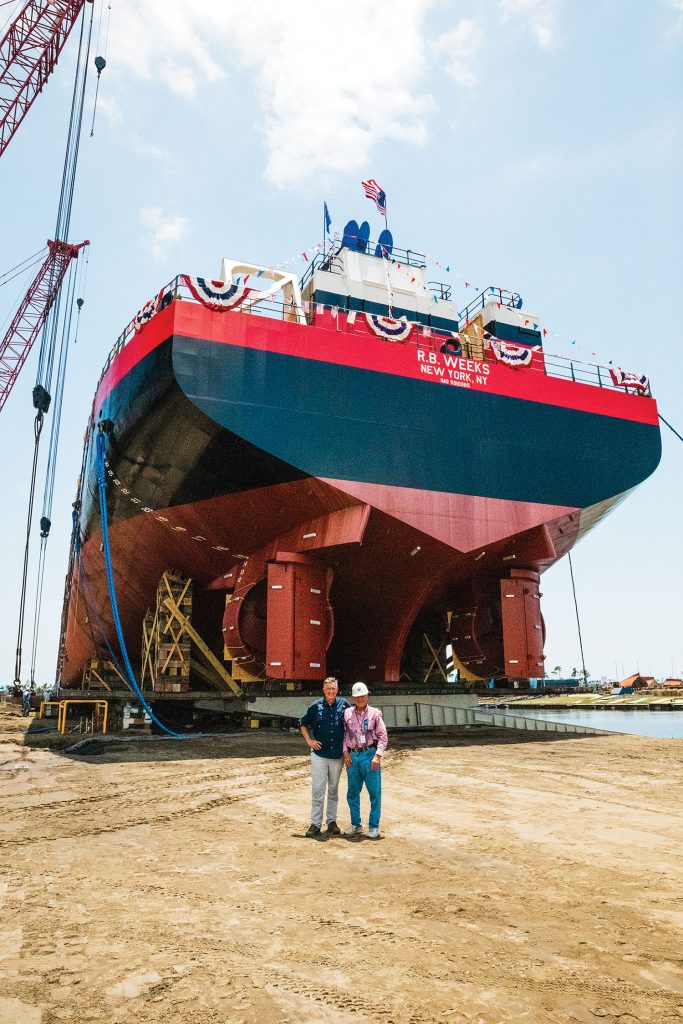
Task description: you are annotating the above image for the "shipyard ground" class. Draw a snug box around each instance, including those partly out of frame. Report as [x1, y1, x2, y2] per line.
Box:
[1, 704, 682, 1024]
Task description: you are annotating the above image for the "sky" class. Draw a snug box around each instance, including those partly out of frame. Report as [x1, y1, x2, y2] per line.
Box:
[1, 0, 681, 686]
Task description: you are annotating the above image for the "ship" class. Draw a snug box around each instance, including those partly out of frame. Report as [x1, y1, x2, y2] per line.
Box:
[58, 227, 661, 702]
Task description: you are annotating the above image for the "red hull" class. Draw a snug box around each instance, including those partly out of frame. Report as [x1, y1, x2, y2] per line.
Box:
[59, 293, 660, 688]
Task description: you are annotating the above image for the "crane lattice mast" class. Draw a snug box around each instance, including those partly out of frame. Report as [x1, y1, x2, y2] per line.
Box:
[0, 238, 88, 412]
[0, 0, 89, 158]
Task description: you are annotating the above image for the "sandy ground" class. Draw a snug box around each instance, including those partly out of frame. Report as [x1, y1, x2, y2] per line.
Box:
[1, 703, 682, 1024]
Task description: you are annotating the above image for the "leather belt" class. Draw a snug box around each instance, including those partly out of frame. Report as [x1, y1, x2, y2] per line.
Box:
[348, 745, 376, 753]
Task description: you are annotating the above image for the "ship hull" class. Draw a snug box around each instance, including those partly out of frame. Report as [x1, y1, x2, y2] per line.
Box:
[60, 300, 661, 686]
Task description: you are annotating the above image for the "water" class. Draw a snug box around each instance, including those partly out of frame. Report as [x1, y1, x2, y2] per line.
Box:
[507, 708, 683, 740]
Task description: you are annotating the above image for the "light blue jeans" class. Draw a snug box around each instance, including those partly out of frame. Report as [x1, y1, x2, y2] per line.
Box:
[346, 748, 381, 829]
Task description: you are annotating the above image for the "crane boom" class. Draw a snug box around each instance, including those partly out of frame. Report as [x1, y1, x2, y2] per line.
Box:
[0, 238, 88, 412]
[0, 0, 89, 158]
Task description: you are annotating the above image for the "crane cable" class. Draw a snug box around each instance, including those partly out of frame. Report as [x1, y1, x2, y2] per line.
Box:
[568, 552, 587, 685]
[13, 2, 95, 685]
[90, 0, 111, 137]
[0, 0, 23, 37]
[28, 260, 84, 686]
[0, 247, 48, 290]
[659, 413, 683, 445]
[564, 409, 680, 689]
[14, 413, 44, 683]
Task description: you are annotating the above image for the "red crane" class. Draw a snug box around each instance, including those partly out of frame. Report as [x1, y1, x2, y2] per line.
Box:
[0, 238, 88, 412]
[0, 0, 90, 158]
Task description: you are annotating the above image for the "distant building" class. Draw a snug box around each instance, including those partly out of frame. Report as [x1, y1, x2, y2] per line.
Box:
[663, 678, 683, 689]
[619, 673, 648, 690]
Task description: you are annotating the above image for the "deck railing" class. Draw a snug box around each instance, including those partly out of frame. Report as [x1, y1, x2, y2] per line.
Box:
[94, 275, 651, 399]
[458, 287, 523, 323]
[299, 240, 427, 292]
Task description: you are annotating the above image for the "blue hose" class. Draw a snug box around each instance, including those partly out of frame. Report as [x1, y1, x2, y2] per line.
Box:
[77, 547, 127, 681]
[95, 430, 186, 738]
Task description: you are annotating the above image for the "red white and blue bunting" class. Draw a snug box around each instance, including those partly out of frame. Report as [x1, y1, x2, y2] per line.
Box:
[489, 339, 533, 367]
[609, 368, 650, 392]
[269, 236, 652, 376]
[182, 275, 254, 312]
[134, 289, 163, 332]
[364, 312, 414, 342]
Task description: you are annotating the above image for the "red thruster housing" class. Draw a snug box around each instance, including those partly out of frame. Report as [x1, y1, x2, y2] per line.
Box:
[266, 553, 332, 680]
[500, 569, 546, 679]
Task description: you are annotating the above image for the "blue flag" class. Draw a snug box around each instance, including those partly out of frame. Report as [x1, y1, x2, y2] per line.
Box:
[324, 201, 332, 235]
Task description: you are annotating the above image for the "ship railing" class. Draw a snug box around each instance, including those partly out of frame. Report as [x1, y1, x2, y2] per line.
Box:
[542, 354, 650, 394]
[299, 240, 427, 292]
[458, 287, 523, 323]
[96, 274, 316, 384]
[428, 280, 452, 301]
[95, 277, 651, 399]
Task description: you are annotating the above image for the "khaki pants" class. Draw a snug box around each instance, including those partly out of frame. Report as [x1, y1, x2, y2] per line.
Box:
[310, 752, 343, 826]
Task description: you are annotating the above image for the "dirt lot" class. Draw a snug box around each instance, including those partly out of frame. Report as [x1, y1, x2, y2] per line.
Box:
[1, 702, 682, 1024]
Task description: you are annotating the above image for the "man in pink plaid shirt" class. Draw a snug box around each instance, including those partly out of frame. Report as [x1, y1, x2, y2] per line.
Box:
[342, 682, 388, 840]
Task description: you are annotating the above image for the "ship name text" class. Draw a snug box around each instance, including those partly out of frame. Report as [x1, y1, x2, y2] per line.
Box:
[416, 350, 491, 388]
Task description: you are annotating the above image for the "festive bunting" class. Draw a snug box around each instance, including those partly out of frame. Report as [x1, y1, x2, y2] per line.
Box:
[134, 288, 164, 332]
[490, 340, 534, 367]
[364, 312, 414, 342]
[609, 368, 650, 392]
[172, 234, 646, 384]
[182, 276, 254, 312]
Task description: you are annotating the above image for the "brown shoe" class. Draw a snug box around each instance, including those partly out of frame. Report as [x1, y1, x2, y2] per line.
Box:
[326, 821, 341, 835]
[305, 823, 322, 838]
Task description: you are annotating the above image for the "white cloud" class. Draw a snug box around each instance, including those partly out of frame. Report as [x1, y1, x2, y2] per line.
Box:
[139, 206, 189, 261]
[672, 0, 683, 32]
[109, 0, 438, 190]
[109, 0, 224, 98]
[500, 0, 555, 48]
[226, 3, 437, 189]
[436, 19, 485, 88]
[135, 144, 175, 168]
[97, 95, 123, 126]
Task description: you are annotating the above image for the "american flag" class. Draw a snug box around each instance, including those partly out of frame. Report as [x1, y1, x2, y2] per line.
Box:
[361, 178, 387, 216]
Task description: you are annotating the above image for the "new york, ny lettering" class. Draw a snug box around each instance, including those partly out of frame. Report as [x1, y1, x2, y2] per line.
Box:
[416, 349, 491, 388]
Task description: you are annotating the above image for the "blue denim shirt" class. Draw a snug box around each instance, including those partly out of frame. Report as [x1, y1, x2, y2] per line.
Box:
[299, 696, 351, 759]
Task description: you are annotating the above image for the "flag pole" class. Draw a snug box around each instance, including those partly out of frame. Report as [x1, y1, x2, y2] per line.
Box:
[323, 203, 326, 260]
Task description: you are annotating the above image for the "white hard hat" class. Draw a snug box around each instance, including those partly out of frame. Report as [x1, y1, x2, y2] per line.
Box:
[351, 681, 369, 697]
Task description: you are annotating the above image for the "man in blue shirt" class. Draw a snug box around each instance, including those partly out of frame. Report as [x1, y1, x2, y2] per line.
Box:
[299, 676, 350, 838]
